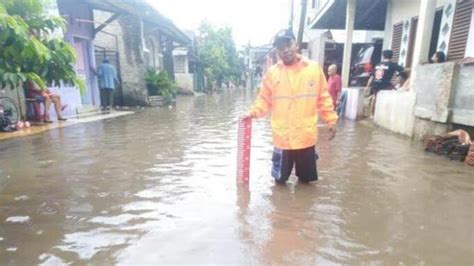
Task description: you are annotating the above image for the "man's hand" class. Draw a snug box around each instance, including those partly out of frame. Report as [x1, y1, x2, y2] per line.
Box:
[241, 112, 253, 120]
[328, 126, 336, 141]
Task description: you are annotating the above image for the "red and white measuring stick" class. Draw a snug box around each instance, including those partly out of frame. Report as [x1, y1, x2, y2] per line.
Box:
[237, 117, 252, 183]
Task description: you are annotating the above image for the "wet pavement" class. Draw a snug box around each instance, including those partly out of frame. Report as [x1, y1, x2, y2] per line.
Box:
[0, 91, 473, 265]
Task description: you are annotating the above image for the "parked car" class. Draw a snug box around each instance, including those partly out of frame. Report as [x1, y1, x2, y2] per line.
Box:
[350, 42, 382, 86]
[323, 41, 382, 86]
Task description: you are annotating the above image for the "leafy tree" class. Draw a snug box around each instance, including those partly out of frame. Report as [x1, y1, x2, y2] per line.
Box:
[196, 21, 242, 91]
[0, 0, 83, 91]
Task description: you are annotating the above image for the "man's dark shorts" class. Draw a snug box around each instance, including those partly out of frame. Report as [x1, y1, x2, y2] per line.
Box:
[271, 145, 318, 183]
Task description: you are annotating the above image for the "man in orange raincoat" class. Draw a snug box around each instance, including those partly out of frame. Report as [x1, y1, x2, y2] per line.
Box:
[244, 29, 338, 184]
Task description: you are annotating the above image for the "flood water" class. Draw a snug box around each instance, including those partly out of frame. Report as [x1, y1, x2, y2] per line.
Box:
[0, 91, 473, 265]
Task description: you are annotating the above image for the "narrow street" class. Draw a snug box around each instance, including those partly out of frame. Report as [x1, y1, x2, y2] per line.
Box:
[0, 91, 473, 265]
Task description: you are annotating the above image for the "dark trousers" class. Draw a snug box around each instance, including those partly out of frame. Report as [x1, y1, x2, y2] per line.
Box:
[271, 145, 318, 182]
[100, 88, 113, 108]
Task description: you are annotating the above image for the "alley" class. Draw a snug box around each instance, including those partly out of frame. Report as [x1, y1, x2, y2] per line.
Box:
[0, 92, 473, 265]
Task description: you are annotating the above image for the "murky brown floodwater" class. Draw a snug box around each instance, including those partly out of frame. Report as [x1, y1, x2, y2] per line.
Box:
[0, 91, 473, 265]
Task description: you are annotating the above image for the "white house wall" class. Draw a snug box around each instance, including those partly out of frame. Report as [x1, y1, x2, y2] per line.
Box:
[330, 30, 384, 43]
[391, 0, 421, 26]
[387, 0, 454, 65]
[391, 0, 448, 25]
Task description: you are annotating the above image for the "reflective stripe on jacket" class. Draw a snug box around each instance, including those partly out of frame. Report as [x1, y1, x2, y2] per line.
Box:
[250, 56, 338, 150]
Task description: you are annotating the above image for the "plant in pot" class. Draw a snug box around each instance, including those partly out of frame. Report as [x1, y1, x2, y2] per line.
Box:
[145, 68, 176, 105]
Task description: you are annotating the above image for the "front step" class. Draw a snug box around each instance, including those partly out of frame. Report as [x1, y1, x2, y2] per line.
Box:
[76, 105, 98, 115]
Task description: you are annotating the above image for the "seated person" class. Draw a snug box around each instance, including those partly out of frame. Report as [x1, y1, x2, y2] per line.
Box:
[393, 71, 411, 91]
[26, 81, 67, 123]
[24, 85, 44, 122]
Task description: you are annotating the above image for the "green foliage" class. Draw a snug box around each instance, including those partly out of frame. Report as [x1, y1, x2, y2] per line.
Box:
[196, 21, 242, 90]
[0, 0, 81, 91]
[145, 68, 176, 105]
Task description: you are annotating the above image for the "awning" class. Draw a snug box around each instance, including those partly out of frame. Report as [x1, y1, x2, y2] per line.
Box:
[82, 0, 191, 44]
[310, 0, 388, 31]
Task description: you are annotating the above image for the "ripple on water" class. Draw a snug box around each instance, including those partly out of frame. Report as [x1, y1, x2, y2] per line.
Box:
[5, 216, 31, 223]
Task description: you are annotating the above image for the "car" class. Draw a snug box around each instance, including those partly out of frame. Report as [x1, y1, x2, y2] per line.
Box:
[323, 41, 382, 86]
[350, 42, 383, 86]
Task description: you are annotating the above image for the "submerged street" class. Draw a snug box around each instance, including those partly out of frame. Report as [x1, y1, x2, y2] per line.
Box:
[0, 92, 473, 265]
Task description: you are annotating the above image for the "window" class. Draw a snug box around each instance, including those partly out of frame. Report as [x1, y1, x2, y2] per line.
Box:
[174, 56, 186, 73]
[429, 9, 443, 60]
[146, 38, 155, 69]
[391, 22, 403, 63]
[447, 0, 473, 61]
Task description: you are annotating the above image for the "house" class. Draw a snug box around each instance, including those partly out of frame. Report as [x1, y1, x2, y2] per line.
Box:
[87, 0, 191, 106]
[293, 0, 384, 64]
[310, 0, 474, 139]
[36, 0, 190, 119]
[48, 0, 101, 117]
[244, 44, 273, 90]
[172, 31, 203, 94]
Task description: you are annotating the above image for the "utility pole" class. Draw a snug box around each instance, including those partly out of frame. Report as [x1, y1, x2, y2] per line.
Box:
[296, 0, 308, 48]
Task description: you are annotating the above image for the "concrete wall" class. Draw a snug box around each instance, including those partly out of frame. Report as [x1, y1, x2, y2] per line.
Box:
[452, 64, 474, 126]
[414, 62, 457, 123]
[175, 73, 194, 95]
[412, 117, 451, 141]
[374, 90, 416, 136]
[374, 62, 473, 140]
[343, 87, 366, 120]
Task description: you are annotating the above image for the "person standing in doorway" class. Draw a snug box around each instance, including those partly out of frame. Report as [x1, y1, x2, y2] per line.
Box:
[242, 29, 338, 185]
[364, 50, 404, 116]
[97, 59, 118, 111]
[327, 64, 342, 110]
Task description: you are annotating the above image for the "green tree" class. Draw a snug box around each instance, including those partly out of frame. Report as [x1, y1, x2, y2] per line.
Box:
[196, 21, 242, 91]
[0, 0, 83, 91]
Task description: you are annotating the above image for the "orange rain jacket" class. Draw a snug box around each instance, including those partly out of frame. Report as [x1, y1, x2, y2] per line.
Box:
[249, 55, 338, 150]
